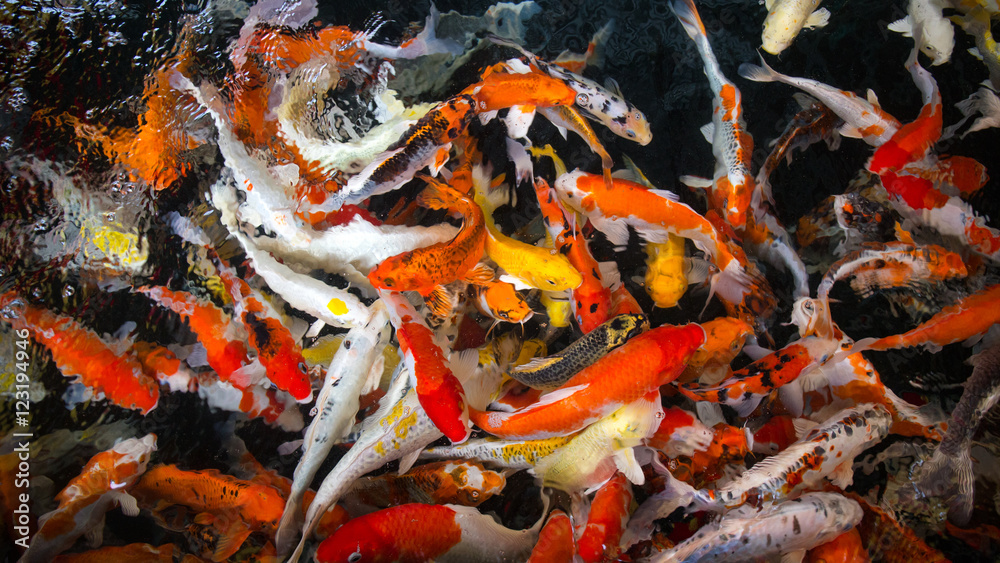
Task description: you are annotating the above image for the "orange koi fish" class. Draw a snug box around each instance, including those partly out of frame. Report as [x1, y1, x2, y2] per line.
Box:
[368, 176, 487, 295]
[345, 460, 506, 514]
[216, 262, 313, 403]
[739, 55, 902, 147]
[315, 502, 543, 563]
[752, 414, 800, 455]
[671, 0, 756, 232]
[815, 242, 967, 302]
[534, 177, 612, 332]
[131, 341, 196, 393]
[849, 491, 950, 563]
[20, 434, 157, 563]
[381, 289, 471, 443]
[806, 526, 869, 563]
[681, 317, 755, 384]
[136, 286, 254, 388]
[315, 94, 478, 211]
[851, 283, 1000, 353]
[50, 542, 201, 563]
[577, 472, 633, 563]
[527, 510, 576, 563]
[554, 170, 752, 308]
[470, 323, 705, 440]
[552, 20, 614, 74]
[469, 278, 534, 328]
[0, 292, 159, 414]
[131, 464, 285, 562]
[465, 63, 578, 113]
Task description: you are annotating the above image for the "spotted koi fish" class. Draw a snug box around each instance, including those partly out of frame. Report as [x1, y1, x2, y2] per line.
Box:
[647, 493, 862, 563]
[696, 404, 891, 510]
[0, 292, 160, 414]
[345, 460, 506, 515]
[20, 434, 157, 563]
[314, 94, 477, 212]
[671, 0, 756, 233]
[509, 313, 648, 390]
[816, 241, 967, 302]
[470, 323, 704, 440]
[420, 435, 574, 471]
[368, 176, 487, 295]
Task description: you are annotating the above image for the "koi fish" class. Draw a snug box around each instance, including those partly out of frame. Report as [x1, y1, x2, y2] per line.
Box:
[475, 184, 583, 292]
[315, 501, 544, 563]
[753, 415, 801, 455]
[131, 341, 196, 393]
[679, 334, 846, 417]
[215, 258, 313, 403]
[554, 170, 752, 307]
[553, 20, 614, 74]
[137, 286, 256, 388]
[0, 292, 160, 414]
[576, 472, 633, 563]
[314, 94, 477, 212]
[850, 283, 1000, 353]
[131, 464, 285, 561]
[761, 0, 830, 55]
[345, 460, 507, 514]
[20, 434, 157, 563]
[50, 543, 201, 563]
[672, 0, 756, 232]
[368, 176, 487, 295]
[420, 435, 574, 471]
[805, 526, 869, 563]
[470, 323, 705, 440]
[681, 317, 755, 385]
[914, 340, 1000, 525]
[739, 56, 902, 146]
[533, 176, 612, 331]
[816, 242, 967, 302]
[645, 406, 714, 458]
[469, 278, 534, 329]
[509, 313, 649, 390]
[277, 302, 390, 553]
[888, 0, 955, 66]
[695, 404, 891, 510]
[647, 493, 861, 563]
[527, 510, 576, 562]
[532, 391, 662, 493]
[380, 289, 471, 444]
[848, 491, 950, 563]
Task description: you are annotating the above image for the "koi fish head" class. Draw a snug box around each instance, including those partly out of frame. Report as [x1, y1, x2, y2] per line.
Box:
[446, 461, 507, 506]
[367, 257, 433, 293]
[621, 107, 652, 146]
[688, 317, 753, 368]
[267, 348, 313, 403]
[479, 282, 533, 324]
[244, 485, 285, 531]
[107, 433, 158, 488]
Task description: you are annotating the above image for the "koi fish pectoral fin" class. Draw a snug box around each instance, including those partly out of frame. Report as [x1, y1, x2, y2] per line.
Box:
[613, 448, 645, 485]
[108, 490, 140, 517]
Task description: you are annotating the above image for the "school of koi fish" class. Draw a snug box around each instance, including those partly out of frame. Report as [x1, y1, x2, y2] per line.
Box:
[3, 0, 1000, 561]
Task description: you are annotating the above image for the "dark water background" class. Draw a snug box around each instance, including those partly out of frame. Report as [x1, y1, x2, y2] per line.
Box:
[2, 0, 999, 560]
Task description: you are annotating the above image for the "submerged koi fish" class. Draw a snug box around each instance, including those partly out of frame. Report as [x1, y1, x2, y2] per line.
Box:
[0, 292, 160, 414]
[20, 434, 157, 563]
[527, 509, 576, 562]
[420, 434, 574, 471]
[648, 493, 861, 563]
[554, 170, 752, 307]
[672, 0, 756, 232]
[215, 260, 313, 403]
[369, 176, 487, 295]
[509, 313, 649, 390]
[131, 464, 285, 561]
[816, 241, 967, 302]
[345, 460, 507, 513]
[315, 501, 544, 563]
[645, 406, 715, 458]
[739, 56, 901, 146]
[470, 323, 704, 440]
[761, 0, 831, 55]
[577, 472, 634, 563]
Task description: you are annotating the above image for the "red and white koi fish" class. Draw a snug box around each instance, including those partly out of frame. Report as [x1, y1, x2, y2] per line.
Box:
[196, 375, 305, 431]
[671, 0, 756, 232]
[554, 170, 752, 308]
[645, 406, 714, 458]
[850, 283, 1000, 354]
[470, 323, 705, 440]
[0, 292, 160, 414]
[315, 500, 545, 563]
[679, 334, 845, 417]
[695, 404, 891, 510]
[20, 434, 157, 563]
[277, 302, 390, 552]
[136, 286, 256, 388]
[380, 289, 471, 444]
[647, 493, 861, 563]
[915, 341, 1000, 525]
[576, 472, 633, 563]
[739, 56, 901, 146]
[527, 509, 576, 562]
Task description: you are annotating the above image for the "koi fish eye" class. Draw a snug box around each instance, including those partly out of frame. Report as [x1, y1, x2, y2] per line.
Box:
[348, 552, 363, 563]
[626, 130, 637, 139]
[382, 277, 395, 287]
[634, 111, 644, 121]
[576, 93, 590, 105]
[298, 361, 308, 374]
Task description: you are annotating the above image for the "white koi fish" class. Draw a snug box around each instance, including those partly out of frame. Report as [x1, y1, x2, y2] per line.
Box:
[889, 0, 955, 66]
[761, 0, 830, 55]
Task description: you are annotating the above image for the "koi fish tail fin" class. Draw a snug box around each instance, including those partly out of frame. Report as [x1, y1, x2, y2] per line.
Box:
[364, 4, 464, 59]
[619, 470, 697, 550]
[669, 0, 706, 41]
[738, 54, 784, 85]
[916, 445, 975, 525]
[415, 173, 462, 211]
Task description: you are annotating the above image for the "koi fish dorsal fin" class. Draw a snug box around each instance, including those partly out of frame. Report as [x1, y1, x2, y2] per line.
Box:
[866, 88, 881, 106]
